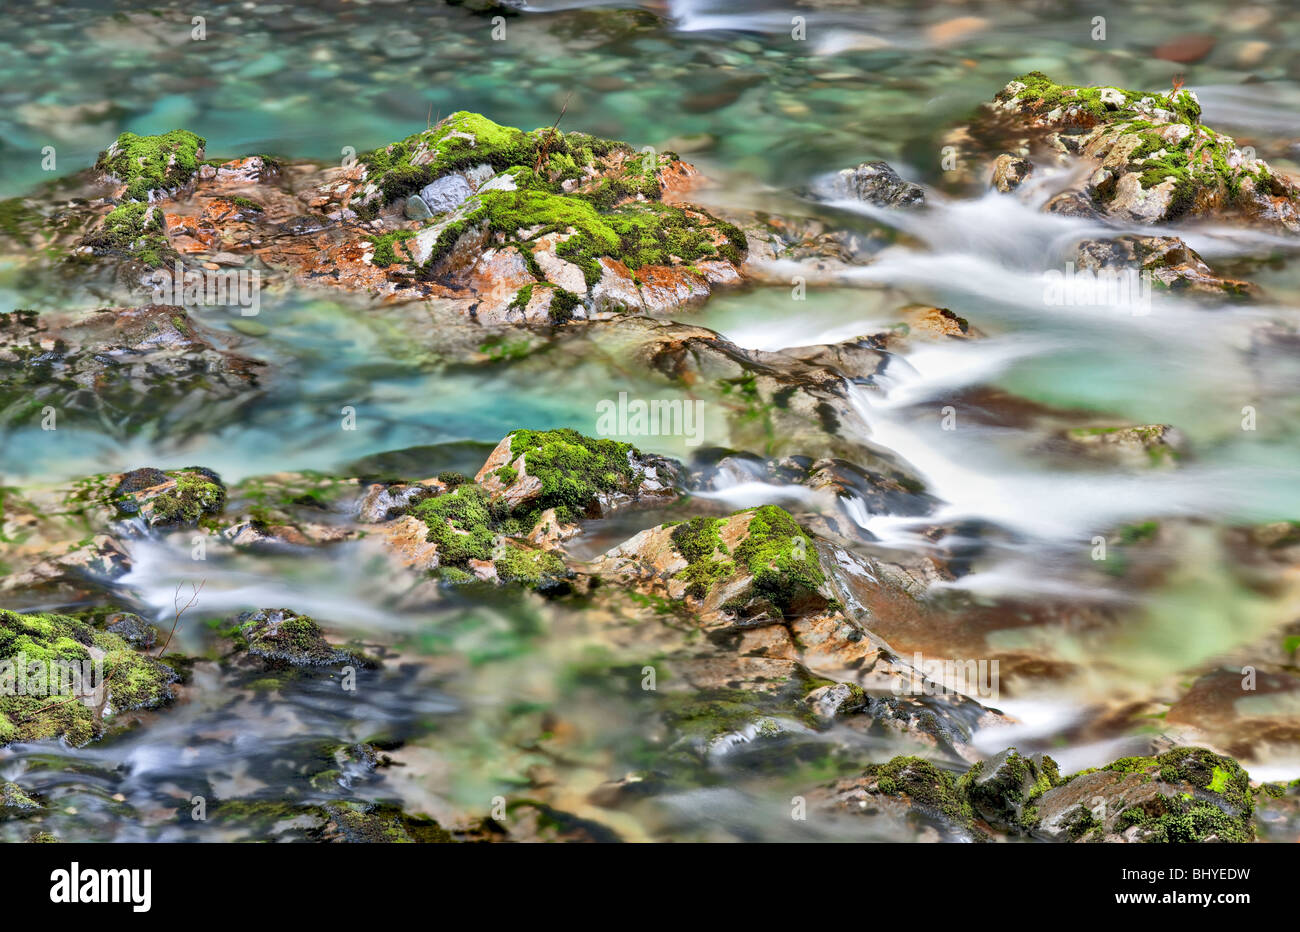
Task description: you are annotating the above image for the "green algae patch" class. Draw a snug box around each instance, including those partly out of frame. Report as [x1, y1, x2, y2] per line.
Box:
[0, 608, 178, 748]
[95, 130, 207, 202]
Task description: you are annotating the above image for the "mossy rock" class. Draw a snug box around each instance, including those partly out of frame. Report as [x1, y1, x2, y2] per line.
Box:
[111, 466, 226, 527]
[94, 129, 206, 202]
[0, 608, 178, 748]
[234, 608, 370, 670]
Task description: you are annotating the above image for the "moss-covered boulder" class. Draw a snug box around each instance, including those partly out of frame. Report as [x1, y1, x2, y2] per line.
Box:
[111, 466, 227, 527]
[594, 505, 831, 620]
[475, 427, 677, 523]
[1028, 747, 1256, 843]
[94, 129, 206, 202]
[354, 111, 747, 321]
[980, 73, 1300, 230]
[0, 608, 178, 747]
[233, 608, 368, 669]
[819, 746, 1259, 843]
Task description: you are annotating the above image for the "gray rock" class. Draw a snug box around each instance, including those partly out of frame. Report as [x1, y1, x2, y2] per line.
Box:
[418, 173, 475, 214]
[403, 194, 432, 221]
[823, 160, 925, 208]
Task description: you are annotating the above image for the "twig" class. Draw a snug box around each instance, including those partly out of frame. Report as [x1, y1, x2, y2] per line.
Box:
[533, 93, 573, 174]
[156, 579, 205, 658]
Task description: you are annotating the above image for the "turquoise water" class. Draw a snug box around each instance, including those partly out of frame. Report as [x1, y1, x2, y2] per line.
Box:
[3, 0, 1300, 842]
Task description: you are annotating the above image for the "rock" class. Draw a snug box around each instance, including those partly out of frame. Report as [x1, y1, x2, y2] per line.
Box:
[991, 153, 1033, 192]
[234, 608, 366, 669]
[417, 173, 475, 214]
[474, 428, 679, 520]
[1063, 424, 1185, 468]
[0, 306, 267, 440]
[967, 73, 1300, 233]
[1076, 235, 1255, 297]
[820, 160, 925, 208]
[104, 613, 158, 649]
[403, 194, 433, 220]
[110, 466, 227, 527]
[813, 745, 1258, 843]
[1028, 747, 1254, 842]
[0, 608, 178, 748]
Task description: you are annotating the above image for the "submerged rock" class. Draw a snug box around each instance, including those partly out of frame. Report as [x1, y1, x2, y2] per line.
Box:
[0, 306, 267, 440]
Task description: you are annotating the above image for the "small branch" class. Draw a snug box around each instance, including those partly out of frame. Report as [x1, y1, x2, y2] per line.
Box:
[156, 579, 205, 659]
[533, 93, 573, 174]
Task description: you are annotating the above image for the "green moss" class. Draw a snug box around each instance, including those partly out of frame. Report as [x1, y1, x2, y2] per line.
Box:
[95, 129, 206, 201]
[494, 543, 568, 589]
[410, 484, 499, 567]
[137, 470, 226, 526]
[0, 608, 177, 748]
[361, 111, 745, 282]
[731, 505, 825, 615]
[864, 756, 976, 829]
[85, 201, 171, 267]
[506, 428, 638, 524]
[670, 516, 733, 599]
[369, 229, 417, 267]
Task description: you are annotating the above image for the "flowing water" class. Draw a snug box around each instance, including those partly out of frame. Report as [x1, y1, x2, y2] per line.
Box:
[3, 0, 1300, 841]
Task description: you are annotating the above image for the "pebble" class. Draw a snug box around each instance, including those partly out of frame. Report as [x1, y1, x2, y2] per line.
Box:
[1154, 34, 1216, 64]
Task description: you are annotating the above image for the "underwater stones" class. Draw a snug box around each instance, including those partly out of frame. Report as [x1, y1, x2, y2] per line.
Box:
[235, 608, 364, 669]
[821, 160, 925, 208]
[0, 306, 267, 439]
